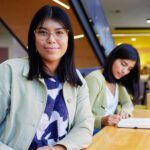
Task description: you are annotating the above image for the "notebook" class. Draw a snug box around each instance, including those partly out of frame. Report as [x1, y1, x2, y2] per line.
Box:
[117, 118, 150, 129]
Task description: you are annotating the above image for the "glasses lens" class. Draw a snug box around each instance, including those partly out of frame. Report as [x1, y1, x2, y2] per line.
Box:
[35, 28, 68, 40]
[54, 29, 68, 40]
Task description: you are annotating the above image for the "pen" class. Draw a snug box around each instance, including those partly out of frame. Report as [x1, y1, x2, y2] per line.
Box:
[101, 105, 113, 115]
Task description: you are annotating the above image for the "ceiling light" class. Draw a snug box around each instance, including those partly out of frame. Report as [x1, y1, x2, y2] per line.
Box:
[52, 0, 70, 9]
[112, 33, 150, 37]
[131, 38, 136, 41]
[146, 19, 150, 23]
[74, 34, 84, 39]
[117, 43, 122, 45]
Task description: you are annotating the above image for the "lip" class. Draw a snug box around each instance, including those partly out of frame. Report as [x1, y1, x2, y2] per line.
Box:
[44, 47, 60, 50]
[117, 72, 123, 79]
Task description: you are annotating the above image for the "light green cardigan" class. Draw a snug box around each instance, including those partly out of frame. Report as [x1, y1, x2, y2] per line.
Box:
[85, 70, 134, 129]
[0, 58, 94, 150]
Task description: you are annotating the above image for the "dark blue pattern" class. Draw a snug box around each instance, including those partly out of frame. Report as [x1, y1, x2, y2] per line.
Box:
[29, 76, 68, 150]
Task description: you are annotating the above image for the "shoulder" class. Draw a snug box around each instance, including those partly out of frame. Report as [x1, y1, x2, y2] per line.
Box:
[85, 70, 105, 83]
[118, 84, 127, 92]
[0, 58, 28, 67]
[118, 84, 130, 98]
[0, 58, 29, 73]
[85, 70, 106, 91]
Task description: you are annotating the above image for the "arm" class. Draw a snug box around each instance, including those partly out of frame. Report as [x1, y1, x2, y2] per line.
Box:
[56, 73, 94, 150]
[85, 71, 105, 129]
[0, 63, 14, 150]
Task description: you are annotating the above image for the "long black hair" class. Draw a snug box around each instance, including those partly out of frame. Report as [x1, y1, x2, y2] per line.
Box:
[27, 5, 82, 86]
[103, 44, 140, 102]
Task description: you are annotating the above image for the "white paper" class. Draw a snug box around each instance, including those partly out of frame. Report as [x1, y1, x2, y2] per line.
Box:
[117, 118, 150, 129]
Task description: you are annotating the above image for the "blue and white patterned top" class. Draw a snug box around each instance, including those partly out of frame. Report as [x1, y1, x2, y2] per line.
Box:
[29, 76, 69, 149]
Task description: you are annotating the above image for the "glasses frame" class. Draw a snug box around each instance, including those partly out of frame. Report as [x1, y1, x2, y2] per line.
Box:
[34, 27, 69, 41]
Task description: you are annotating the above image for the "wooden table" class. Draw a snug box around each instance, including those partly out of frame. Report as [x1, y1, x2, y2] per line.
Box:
[86, 109, 150, 150]
[133, 109, 150, 118]
[86, 126, 150, 150]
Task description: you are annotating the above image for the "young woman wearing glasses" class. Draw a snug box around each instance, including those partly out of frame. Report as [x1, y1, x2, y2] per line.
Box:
[0, 5, 94, 150]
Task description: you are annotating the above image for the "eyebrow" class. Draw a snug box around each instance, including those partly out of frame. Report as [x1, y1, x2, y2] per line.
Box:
[123, 60, 134, 69]
[122, 60, 128, 65]
[37, 27, 66, 30]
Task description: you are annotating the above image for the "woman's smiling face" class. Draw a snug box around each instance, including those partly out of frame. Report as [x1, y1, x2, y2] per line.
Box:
[34, 18, 69, 65]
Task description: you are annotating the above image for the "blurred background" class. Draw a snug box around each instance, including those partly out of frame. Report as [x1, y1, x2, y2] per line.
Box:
[0, 0, 150, 104]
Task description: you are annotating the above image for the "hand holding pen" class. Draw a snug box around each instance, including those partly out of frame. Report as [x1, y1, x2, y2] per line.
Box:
[101, 106, 121, 126]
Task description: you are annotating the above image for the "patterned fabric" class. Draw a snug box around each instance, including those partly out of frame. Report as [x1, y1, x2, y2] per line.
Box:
[29, 76, 68, 150]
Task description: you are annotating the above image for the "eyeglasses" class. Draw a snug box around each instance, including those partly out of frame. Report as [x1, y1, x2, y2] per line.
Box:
[34, 28, 69, 41]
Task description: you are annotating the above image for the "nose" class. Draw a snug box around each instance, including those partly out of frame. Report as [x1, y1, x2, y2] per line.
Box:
[47, 33, 56, 43]
[122, 67, 129, 75]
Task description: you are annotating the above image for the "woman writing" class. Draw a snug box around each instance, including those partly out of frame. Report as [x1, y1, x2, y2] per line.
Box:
[85, 44, 140, 130]
[0, 5, 94, 150]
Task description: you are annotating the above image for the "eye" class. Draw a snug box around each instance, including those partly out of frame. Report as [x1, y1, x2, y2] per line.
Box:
[55, 30, 65, 35]
[121, 62, 126, 67]
[38, 30, 48, 36]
